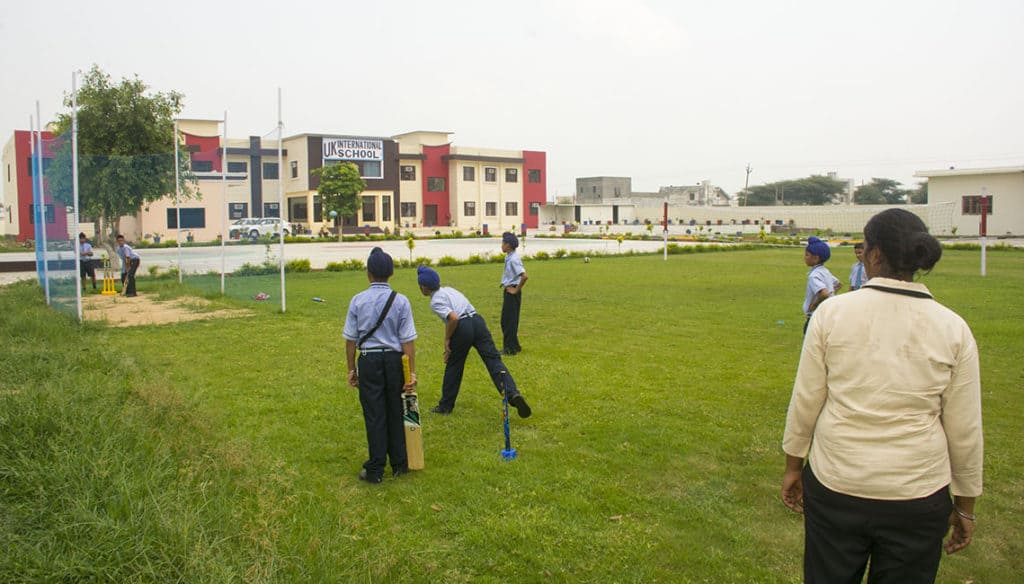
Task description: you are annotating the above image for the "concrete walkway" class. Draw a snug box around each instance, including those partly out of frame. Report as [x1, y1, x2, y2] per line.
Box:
[0, 235, 673, 286]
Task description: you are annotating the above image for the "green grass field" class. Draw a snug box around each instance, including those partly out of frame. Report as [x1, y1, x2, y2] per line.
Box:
[1, 248, 1021, 583]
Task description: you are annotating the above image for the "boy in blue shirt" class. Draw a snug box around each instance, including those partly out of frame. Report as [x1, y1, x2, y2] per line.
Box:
[343, 248, 418, 483]
[499, 232, 528, 355]
[848, 242, 866, 291]
[417, 265, 531, 418]
[802, 236, 842, 334]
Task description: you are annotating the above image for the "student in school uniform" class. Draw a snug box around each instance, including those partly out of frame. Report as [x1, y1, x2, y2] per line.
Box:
[416, 265, 531, 418]
[499, 232, 528, 355]
[848, 242, 866, 291]
[802, 236, 842, 334]
[115, 234, 141, 297]
[78, 232, 97, 291]
[343, 247, 418, 484]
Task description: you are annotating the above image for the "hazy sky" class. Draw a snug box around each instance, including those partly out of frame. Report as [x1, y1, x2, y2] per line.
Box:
[2, 0, 1021, 198]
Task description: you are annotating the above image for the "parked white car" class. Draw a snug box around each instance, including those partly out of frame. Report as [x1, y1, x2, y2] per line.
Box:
[230, 217, 291, 239]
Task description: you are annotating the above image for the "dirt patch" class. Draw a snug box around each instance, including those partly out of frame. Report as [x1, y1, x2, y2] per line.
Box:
[82, 293, 251, 327]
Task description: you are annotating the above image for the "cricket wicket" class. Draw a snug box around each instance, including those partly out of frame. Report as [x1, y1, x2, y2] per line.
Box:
[100, 257, 118, 296]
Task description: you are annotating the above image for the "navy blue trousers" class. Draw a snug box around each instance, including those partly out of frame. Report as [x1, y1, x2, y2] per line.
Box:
[500, 289, 522, 353]
[439, 314, 519, 411]
[357, 351, 407, 478]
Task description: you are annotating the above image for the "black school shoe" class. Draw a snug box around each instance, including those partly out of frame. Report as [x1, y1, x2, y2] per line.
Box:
[393, 467, 409, 478]
[430, 405, 453, 414]
[509, 394, 532, 418]
[358, 468, 383, 484]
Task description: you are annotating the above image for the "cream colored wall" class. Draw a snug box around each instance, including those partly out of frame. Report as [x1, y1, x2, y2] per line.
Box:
[927, 172, 1024, 236]
[177, 119, 220, 137]
[135, 178, 251, 242]
[398, 160, 423, 227]
[448, 149, 524, 232]
[394, 131, 451, 148]
[1, 136, 18, 237]
[284, 136, 309, 194]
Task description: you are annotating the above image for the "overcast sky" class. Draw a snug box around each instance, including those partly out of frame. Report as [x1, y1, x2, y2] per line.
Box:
[2, 0, 1021, 198]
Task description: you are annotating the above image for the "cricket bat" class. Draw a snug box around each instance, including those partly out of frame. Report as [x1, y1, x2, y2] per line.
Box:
[402, 355, 424, 470]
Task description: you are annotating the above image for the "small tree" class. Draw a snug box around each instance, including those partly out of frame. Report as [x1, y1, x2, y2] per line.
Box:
[312, 161, 366, 242]
[406, 235, 416, 262]
[48, 65, 194, 251]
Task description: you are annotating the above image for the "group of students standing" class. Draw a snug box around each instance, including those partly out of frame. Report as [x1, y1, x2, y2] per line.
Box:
[342, 232, 531, 484]
[77, 232, 141, 296]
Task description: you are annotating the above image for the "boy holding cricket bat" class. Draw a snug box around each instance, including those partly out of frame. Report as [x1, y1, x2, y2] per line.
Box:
[343, 248, 418, 484]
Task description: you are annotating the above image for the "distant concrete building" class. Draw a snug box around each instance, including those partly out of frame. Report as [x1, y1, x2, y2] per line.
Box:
[914, 165, 1024, 236]
[575, 177, 631, 204]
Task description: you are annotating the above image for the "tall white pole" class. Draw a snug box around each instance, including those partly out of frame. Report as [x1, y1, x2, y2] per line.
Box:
[72, 71, 83, 321]
[221, 111, 227, 295]
[174, 120, 182, 283]
[36, 104, 51, 304]
[980, 187, 987, 277]
[277, 88, 286, 313]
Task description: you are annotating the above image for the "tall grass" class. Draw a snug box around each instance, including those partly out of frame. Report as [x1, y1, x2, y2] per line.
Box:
[1, 249, 1021, 582]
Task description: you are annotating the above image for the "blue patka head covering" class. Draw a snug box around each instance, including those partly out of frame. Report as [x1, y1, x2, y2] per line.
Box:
[367, 247, 394, 278]
[502, 232, 519, 249]
[805, 236, 831, 263]
[417, 265, 441, 290]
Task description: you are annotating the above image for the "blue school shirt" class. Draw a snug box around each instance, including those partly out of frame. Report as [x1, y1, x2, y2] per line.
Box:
[849, 261, 866, 290]
[501, 251, 525, 287]
[803, 264, 839, 316]
[429, 287, 476, 322]
[343, 282, 417, 351]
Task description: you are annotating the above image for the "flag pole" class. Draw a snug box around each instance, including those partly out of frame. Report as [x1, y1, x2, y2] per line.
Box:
[174, 119, 182, 283]
[220, 111, 228, 295]
[277, 87, 286, 313]
[72, 71, 83, 321]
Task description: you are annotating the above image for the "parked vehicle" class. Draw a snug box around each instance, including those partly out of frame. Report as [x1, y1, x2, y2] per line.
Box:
[229, 217, 291, 239]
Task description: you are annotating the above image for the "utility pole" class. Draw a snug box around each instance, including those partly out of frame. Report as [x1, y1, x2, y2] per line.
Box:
[742, 163, 752, 206]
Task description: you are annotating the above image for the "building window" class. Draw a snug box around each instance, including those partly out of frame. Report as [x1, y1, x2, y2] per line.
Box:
[529, 202, 540, 216]
[505, 202, 518, 216]
[528, 169, 541, 183]
[614, 187, 621, 196]
[263, 162, 279, 179]
[961, 195, 993, 215]
[360, 160, 382, 179]
[227, 161, 247, 173]
[505, 168, 518, 183]
[27, 157, 53, 176]
[229, 203, 248, 219]
[464, 201, 476, 216]
[463, 166, 475, 181]
[484, 167, 497, 182]
[401, 202, 417, 217]
[427, 177, 446, 192]
[382, 196, 391, 221]
[290, 160, 298, 178]
[263, 202, 281, 218]
[192, 160, 213, 172]
[361, 196, 375, 221]
[166, 208, 206, 229]
[293, 203, 308, 221]
[592, 186, 597, 194]
[28, 204, 56, 224]
[579, 187, 583, 194]
[401, 165, 416, 181]
[485, 202, 497, 216]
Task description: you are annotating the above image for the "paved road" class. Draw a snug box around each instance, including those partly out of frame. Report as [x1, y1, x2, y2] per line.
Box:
[0, 236, 672, 285]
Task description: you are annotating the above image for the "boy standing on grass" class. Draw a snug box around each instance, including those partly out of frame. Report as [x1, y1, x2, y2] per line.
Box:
[499, 232, 527, 355]
[78, 232, 96, 291]
[343, 247, 418, 484]
[115, 234, 141, 297]
[848, 242, 866, 291]
[802, 236, 842, 334]
[416, 266, 531, 418]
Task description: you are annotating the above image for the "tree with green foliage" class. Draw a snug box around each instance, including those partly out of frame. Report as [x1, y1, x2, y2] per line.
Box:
[742, 175, 849, 206]
[853, 178, 910, 205]
[910, 180, 928, 204]
[312, 161, 366, 241]
[48, 65, 193, 248]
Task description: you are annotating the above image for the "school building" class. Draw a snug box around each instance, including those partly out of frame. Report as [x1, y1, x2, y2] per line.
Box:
[914, 165, 1024, 236]
[1, 125, 547, 243]
[1, 130, 72, 244]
